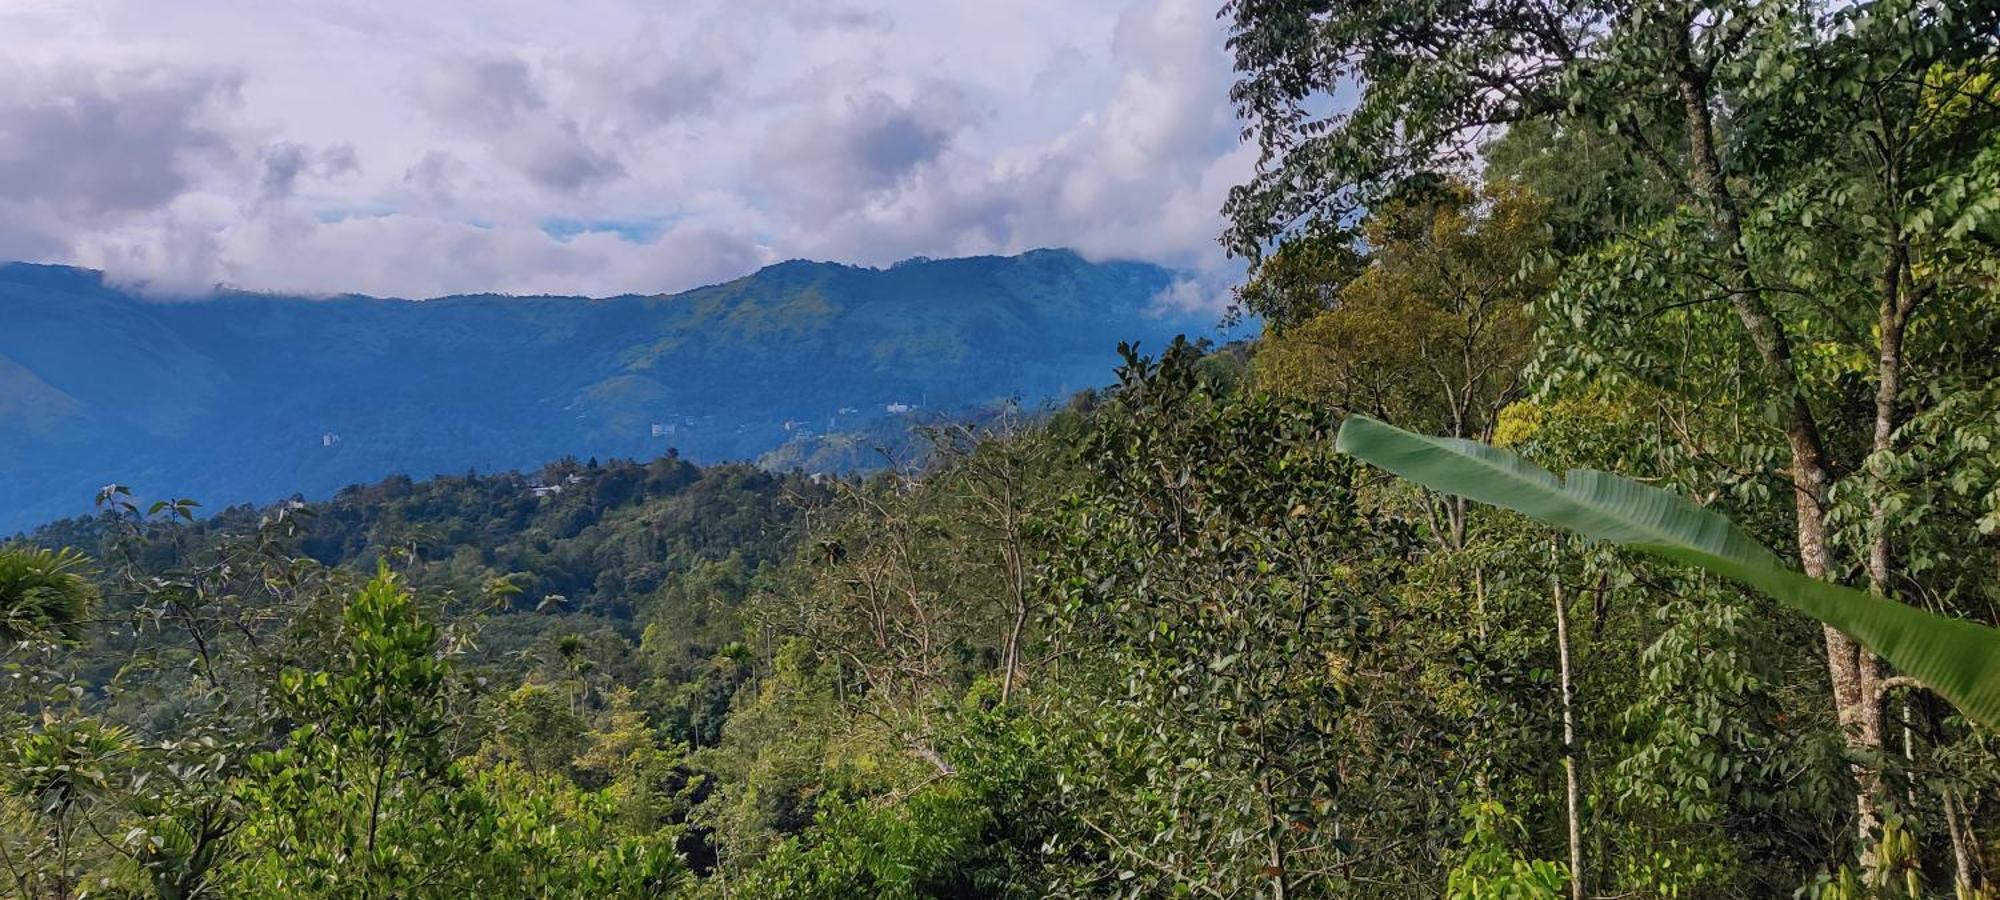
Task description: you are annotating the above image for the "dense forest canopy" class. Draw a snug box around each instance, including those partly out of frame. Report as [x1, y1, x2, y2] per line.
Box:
[3, 0, 2000, 897]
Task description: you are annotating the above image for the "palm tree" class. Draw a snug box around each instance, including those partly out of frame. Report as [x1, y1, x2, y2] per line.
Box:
[0, 546, 99, 644]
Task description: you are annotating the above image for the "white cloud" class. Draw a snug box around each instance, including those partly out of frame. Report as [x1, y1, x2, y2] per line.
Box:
[412, 53, 627, 193]
[0, 0, 1249, 308]
[754, 83, 975, 220]
[0, 62, 243, 260]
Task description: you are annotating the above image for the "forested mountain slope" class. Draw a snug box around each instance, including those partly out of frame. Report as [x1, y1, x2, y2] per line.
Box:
[23, 452, 823, 749]
[5, 0, 2000, 896]
[0, 249, 1196, 531]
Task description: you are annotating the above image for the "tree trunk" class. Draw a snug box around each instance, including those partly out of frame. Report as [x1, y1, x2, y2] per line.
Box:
[1943, 788, 1984, 896]
[1259, 774, 1290, 900]
[1551, 539, 1584, 900]
[1000, 520, 1028, 704]
[1670, 44, 1884, 861]
[1861, 232, 1916, 867]
[1474, 566, 1489, 641]
[1000, 599, 1026, 704]
[1265, 827, 1289, 900]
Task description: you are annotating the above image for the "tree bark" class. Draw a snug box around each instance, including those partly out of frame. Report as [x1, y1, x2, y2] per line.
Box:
[1257, 771, 1290, 900]
[1551, 539, 1584, 900]
[999, 500, 1028, 704]
[1942, 787, 1984, 896]
[1861, 228, 1917, 864]
[1000, 601, 1027, 704]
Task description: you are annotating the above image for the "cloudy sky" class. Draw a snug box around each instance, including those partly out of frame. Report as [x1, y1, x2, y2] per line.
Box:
[0, 0, 1254, 302]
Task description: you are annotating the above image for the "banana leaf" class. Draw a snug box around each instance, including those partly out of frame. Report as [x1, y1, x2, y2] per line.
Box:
[1335, 414, 2000, 731]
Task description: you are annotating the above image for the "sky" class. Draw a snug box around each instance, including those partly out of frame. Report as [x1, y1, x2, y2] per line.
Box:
[0, 0, 1255, 304]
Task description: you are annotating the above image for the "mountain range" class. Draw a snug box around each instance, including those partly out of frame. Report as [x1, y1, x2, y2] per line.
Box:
[0, 249, 1205, 532]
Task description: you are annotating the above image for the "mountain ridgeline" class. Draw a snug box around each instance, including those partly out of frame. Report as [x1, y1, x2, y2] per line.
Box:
[0, 249, 1200, 532]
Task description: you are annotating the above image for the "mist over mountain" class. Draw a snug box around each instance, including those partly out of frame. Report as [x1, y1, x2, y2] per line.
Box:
[0, 249, 1203, 532]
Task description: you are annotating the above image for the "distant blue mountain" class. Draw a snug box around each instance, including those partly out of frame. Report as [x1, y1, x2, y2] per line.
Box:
[0, 249, 1205, 532]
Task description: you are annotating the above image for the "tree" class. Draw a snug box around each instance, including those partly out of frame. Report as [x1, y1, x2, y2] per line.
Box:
[1222, 0, 2000, 870]
[1228, 227, 1364, 331]
[492, 682, 587, 776]
[0, 718, 132, 899]
[1252, 180, 1549, 561]
[1335, 415, 2000, 744]
[223, 567, 494, 896]
[1043, 339, 1422, 897]
[1252, 180, 1547, 446]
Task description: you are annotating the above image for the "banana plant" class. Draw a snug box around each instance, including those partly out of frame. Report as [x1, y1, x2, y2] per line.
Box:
[1335, 414, 2000, 731]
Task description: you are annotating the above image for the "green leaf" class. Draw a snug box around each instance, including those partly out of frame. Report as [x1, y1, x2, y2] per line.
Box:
[1335, 414, 2000, 731]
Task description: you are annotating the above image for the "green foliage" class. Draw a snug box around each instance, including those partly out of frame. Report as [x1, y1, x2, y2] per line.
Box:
[1227, 227, 1363, 330]
[6, 346, 1999, 896]
[0, 546, 97, 644]
[1041, 338, 1423, 895]
[1335, 414, 2000, 730]
[728, 784, 999, 899]
[224, 567, 491, 896]
[1444, 801, 1568, 900]
[7, 3, 2000, 888]
[0, 716, 135, 898]
[213, 567, 694, 896]
[1251, 180, 1547, 441]
[494, 682, 588, 775]
[474, 760, 689, 897]
[697, 638, 920, 873]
